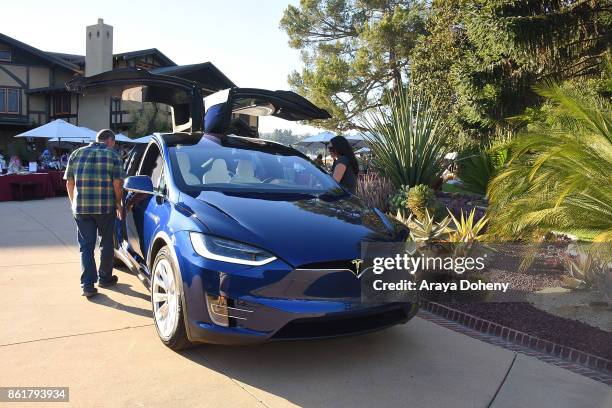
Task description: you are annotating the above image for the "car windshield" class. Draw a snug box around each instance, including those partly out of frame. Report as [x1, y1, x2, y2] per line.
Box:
[168, 134, 341, 196]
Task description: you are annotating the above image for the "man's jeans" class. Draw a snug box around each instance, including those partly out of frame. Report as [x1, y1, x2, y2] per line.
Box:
[74, 213, 115, 289]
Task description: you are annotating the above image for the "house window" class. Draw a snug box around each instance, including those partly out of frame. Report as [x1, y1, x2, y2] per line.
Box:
[53, 94, 71, 115]
[0, 49, 11, 62]
[0, 88, 20, 114]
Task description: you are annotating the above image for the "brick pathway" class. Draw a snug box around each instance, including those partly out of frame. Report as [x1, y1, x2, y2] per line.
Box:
[418, 305, 612, 386]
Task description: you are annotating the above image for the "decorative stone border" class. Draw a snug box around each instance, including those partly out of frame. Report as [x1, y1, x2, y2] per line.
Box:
[418, 301, 612, 385]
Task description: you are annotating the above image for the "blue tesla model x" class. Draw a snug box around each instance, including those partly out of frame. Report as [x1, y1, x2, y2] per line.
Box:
[67, 68, 418, 349]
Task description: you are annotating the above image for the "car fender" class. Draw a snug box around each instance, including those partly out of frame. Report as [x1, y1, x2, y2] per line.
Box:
[147, 230, 209, 343]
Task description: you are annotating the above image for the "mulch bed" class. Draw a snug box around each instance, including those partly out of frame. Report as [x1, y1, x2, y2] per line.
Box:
[445, 302, 612, 361]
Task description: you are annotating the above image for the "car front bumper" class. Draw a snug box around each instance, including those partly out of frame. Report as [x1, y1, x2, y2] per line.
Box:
[172, 231, 418, 345]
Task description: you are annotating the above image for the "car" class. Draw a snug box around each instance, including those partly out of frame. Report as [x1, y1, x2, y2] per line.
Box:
[67, 68, 418, 349]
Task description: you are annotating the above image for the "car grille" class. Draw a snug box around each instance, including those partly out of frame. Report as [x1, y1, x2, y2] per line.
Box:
[271, 305, 409, 340]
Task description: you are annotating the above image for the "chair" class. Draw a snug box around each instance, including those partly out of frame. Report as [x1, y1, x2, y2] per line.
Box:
[203, 159, 231, 184]
[176, 151, 200, 185]
[231, 160, 260, 184]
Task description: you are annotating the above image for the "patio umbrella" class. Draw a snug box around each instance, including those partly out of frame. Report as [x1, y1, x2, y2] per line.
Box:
[114, 133, 137, 143]
[345, 133, 367, 148]
[297, 132, 336, 164]
[355, 147, 371, 155]
[132, 135, 153, 144]
[16, 119, 93, 142]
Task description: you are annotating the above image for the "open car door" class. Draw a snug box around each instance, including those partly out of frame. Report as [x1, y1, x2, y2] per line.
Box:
[66, 68, 207, 132]
[204, 88, 331, 137]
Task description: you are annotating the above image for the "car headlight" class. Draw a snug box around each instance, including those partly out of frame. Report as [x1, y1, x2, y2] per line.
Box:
[189, 233, 277, 266]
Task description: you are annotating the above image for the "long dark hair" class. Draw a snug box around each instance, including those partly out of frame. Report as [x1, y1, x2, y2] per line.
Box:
[330, 136, 359, 174]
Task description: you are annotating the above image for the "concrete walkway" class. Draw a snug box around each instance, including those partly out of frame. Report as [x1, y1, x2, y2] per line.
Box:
[0, 198, 609, 407]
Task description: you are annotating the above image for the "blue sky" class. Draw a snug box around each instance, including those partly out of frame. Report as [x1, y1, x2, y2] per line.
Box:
[2, 0, 322, 134]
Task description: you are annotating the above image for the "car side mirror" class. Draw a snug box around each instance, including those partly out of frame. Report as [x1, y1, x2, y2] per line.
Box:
[124, 175, 155, 194]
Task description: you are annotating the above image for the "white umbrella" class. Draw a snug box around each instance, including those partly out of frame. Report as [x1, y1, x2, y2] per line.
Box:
[355, 147, 371, 155]
[132, 135, 153, 144]
[114, 133, 137, 143]
[16, 119, 93, 140]
[297, 132, 336, 164]
[297, 131, 335, 147]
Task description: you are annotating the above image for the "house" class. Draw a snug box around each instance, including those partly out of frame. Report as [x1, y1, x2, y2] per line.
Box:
[0, 19, 255, 153]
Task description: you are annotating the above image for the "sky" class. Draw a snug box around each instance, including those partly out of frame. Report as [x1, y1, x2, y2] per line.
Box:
[2, 0, 323, 134]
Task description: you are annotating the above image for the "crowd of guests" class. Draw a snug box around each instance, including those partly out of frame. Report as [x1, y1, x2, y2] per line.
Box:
[0, 144, 133, 175]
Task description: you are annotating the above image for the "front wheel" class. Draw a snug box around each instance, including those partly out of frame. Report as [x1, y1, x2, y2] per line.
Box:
[151, 247, 192, 350]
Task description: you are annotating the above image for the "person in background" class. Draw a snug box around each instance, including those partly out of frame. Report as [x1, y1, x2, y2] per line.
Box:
[64, 129, 125, 298]
[329, 135, 359, 194]
[314, 153, 324, 167]
[7, 155, 24, 174]
[0, 152, 6, 173]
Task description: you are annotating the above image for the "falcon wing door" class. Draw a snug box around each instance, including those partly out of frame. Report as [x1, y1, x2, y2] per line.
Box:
[66, 68, 204, 132]
[204, 88, 331, 137]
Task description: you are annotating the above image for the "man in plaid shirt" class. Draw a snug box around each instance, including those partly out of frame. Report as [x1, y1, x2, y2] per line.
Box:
[64, 129, 125, 297]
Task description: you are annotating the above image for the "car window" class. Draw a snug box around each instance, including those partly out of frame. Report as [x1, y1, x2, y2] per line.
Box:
[139, 144, 165, 193]
[168, 135, 340, 195]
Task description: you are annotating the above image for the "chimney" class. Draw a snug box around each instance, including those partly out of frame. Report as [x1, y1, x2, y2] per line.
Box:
[85, 18, 113, 76]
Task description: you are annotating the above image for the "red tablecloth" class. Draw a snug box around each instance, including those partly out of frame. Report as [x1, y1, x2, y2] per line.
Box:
[40, 170, 66, 193]
[0, 173, 56, 201]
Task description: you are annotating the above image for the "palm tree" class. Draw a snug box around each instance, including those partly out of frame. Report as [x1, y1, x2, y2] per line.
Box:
[487, 79, 612, 242]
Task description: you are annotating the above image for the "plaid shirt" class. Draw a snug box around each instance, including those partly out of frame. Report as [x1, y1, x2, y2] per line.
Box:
[64, 143, 125, 214]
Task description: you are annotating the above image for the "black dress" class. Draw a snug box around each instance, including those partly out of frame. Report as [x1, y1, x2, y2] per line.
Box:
[331, 156, 357, 194]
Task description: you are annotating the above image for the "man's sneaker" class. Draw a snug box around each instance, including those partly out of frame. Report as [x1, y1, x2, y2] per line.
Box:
[82, 287, 98, 297]
[98, 275, 119, 288]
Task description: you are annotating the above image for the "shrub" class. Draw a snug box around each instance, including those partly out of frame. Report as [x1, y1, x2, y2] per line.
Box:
[562, 245, 611, 302]
[361, 90, 451, 189]
[390, 185, 410, 214]
[458, 147, 508, 196]
[356, 173, 395, 213]
[487, 80, 612, 242]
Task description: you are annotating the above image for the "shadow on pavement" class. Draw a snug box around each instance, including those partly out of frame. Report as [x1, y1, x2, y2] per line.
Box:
[106, 282, 151, 302]
[88, 292, 152, 318]
[172, 324, 470, 408]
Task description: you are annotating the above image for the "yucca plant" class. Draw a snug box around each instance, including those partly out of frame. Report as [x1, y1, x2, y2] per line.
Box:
[361, 90, 451, 189]
[448, 208, 489, 243]
[487, 78, 612, 242]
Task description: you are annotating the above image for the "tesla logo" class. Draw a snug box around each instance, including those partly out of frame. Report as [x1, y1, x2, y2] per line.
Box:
[351, 259, 364, 277]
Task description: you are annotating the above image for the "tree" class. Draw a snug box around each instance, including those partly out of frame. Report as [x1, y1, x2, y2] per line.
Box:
[281, 0, 426, 131]
[129, 103, 172, 136]
[411, 0, 611, 144]
[261, 129, 303, 145]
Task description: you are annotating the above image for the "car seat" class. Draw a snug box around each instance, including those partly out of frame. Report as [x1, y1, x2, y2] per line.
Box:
[203, 159, 231, 184]
[176, 151, 200, 185]
[231, 160, 260, 184]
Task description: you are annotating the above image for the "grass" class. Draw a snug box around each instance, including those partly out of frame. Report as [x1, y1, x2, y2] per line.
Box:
[441, 183, 479, 196]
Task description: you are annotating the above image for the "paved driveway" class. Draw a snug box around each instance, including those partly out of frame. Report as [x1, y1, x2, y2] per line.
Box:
[0, 198, 609, 407]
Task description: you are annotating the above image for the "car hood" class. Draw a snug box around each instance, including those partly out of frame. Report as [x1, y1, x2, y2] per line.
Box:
[179, 191, 395, 267]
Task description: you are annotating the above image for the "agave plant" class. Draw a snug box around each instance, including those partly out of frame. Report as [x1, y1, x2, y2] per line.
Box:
[487, 78, 612, 242]
[448, 208, 489, 243]
[403, 210, 451, 244]
[360, 90, 451, 189]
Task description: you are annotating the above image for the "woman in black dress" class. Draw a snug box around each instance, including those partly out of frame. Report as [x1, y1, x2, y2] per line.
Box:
[329, 136, 359, 194]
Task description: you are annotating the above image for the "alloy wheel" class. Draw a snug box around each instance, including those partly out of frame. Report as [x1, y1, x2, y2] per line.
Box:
[152, 258, 179, 339]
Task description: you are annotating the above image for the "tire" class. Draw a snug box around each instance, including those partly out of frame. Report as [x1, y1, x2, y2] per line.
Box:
[151, 246, 192, 350]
